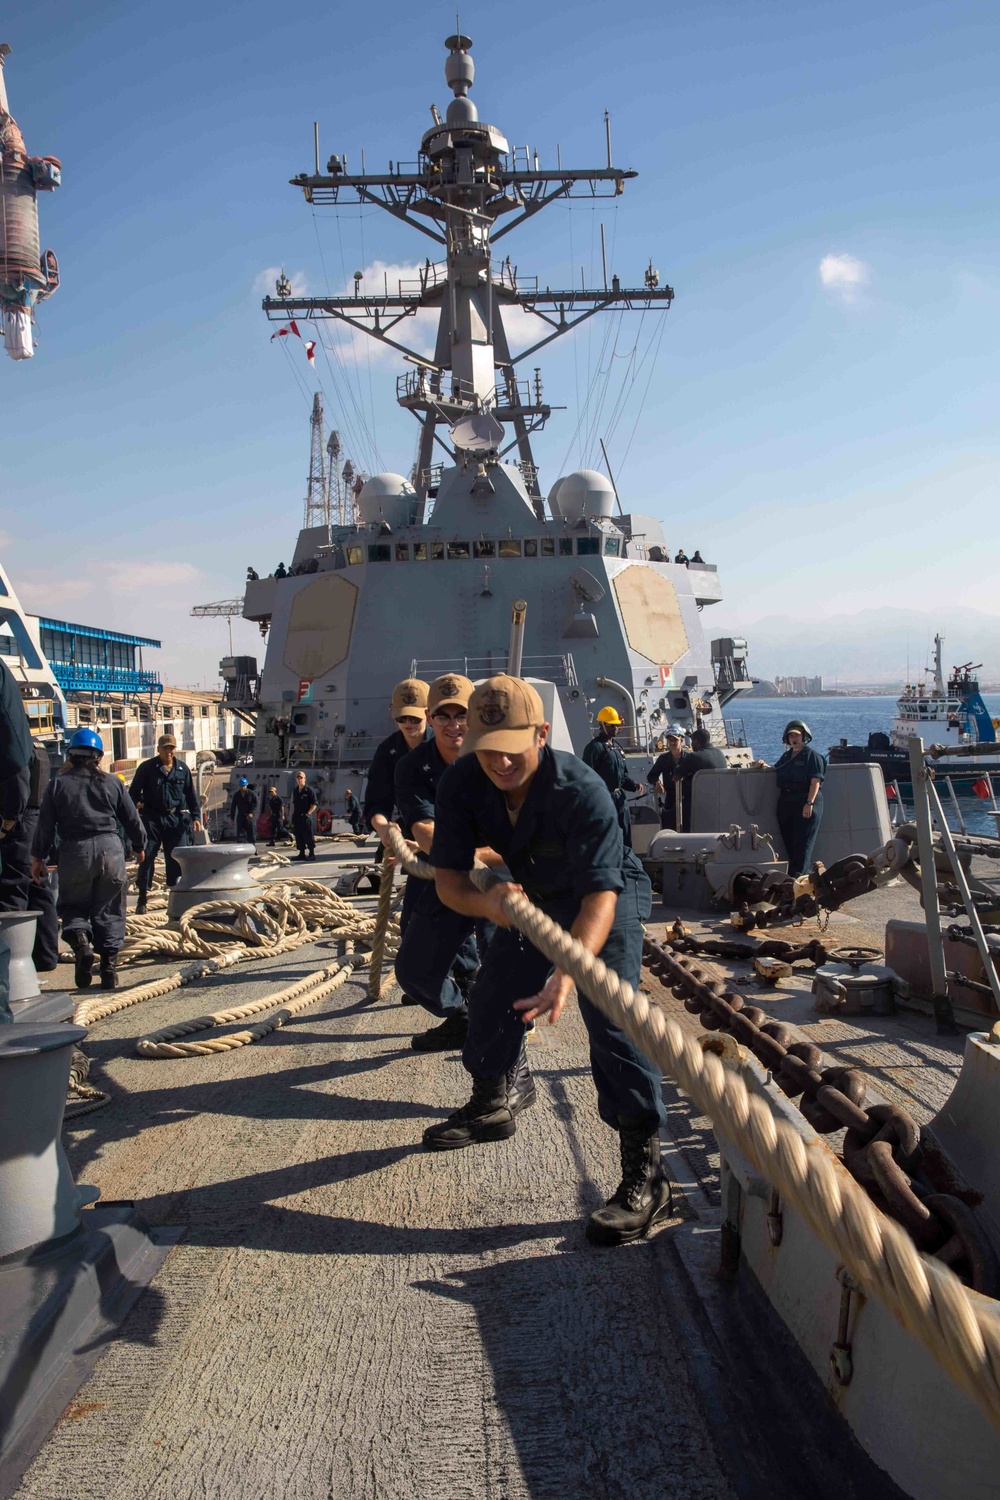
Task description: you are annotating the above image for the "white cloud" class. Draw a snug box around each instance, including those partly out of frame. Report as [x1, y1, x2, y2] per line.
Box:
[254, 265, 309, 297]
[819, 253, 869, 303]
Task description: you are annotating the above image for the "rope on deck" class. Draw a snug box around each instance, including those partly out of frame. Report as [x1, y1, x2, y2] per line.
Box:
[135, 955, 368, 1057]
[75, 880, 400, 1029]
[384, 823, 1000, 1433]
[367, 860, 397, 1000]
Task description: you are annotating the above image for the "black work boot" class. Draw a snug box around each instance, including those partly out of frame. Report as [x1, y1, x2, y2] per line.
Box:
[134, 893, 148, 916]
[506, 1038, 537, 1116]
[411, 1006, 469, 1052]
[99, 952, 119, 990]
[423, 1075, 515, 1151]
[67, 930, 95, 989]
[586, 1122, 673, 1246]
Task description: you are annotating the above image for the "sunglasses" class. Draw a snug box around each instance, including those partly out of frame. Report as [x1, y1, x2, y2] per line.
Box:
[395, 715, 424, 725]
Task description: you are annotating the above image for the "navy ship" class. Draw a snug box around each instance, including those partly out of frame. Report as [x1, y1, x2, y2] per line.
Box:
[235, 32, 754, 838]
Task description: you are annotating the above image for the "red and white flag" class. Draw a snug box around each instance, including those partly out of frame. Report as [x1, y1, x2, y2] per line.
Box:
[270, 319, 303, 342]
[305, 340, 316, 364]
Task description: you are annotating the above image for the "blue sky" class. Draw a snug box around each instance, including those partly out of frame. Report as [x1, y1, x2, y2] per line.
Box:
[1, 0, 997, 683]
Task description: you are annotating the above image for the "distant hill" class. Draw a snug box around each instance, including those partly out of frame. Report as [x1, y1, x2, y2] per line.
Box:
[712, 607, 1000, 686]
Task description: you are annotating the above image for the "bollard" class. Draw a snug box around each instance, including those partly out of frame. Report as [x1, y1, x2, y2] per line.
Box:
[0, 1022, 90, 1260]
[0, 1023, 181, 1489]
[167, 842, 260, 919]
[0, 910, 40, 1007]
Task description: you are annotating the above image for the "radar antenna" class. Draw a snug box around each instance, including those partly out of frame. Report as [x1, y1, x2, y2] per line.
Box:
[263, 33, 673, 505]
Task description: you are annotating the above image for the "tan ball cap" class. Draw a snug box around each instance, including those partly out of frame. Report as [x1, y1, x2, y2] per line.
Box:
[390, 678, 430, 717]
[157, 733, 177, 748]
[462, 674, 545, 754]
[427, 673, 475, 715]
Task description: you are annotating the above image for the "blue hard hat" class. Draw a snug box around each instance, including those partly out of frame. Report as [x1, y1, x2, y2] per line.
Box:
[239, 777, 249, 787]
[69, 727, 103, 754]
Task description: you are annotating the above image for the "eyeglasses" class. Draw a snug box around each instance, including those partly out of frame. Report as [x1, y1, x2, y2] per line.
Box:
[395, 716, 423, 726]
[431, 710, 468, 724]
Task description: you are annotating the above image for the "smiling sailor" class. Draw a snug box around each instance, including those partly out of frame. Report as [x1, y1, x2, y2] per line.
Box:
[425, 673, 672, 1247]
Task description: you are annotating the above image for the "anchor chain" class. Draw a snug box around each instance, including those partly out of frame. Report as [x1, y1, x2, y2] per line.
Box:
[642, 937, 1000, 1295]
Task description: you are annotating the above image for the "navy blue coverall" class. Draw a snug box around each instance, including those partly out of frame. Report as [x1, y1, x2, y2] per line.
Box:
[34, 767, 146, 954]
[129, 756, 200, 891]
[774, 745, 827, 877]
[582, 730, 640, 848]
[291, 782, 317, 856]
[393, 738, 484, 1019]
[364, 726, 431, 864]
[430, 747, 665, 1134]
[0, 742, 60, 969]
[229, 786, 258, 843]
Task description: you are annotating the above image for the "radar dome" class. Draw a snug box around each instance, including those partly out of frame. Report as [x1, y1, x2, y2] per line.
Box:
[547, 476, 567, 520]
[557, 469, 616, 524]
[357, 473, 418, 528]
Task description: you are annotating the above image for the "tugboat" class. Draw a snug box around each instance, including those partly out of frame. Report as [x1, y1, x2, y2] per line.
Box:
[830, 632, 999, 781]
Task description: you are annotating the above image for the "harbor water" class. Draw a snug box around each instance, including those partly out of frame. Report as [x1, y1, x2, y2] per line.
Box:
[734, 694, 1000, 837]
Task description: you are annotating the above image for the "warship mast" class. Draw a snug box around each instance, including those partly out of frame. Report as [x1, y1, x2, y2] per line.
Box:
[263, 33, 673, 507]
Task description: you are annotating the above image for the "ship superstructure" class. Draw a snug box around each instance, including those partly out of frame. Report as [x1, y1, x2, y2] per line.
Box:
[245, 33, 752, 814]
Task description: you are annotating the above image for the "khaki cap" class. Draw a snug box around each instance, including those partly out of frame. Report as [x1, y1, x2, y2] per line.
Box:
[157, 733, 177, 748]
[462, 674, 545, 754]
[427, 673, 475, 715]
[391, 678, 429, 717]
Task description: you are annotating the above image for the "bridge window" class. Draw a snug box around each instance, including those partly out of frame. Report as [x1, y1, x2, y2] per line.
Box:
[559, 538, 573, 556]
[395, 543, 410, 561]
[524, 539, 538, 557]
[499, 539, 521, 558]
[447, 541, 470, 560]
[367, 544, 391, 563]
[346, 546, 364, 565]
[473, 540, 495, 558]
[431, 542, 445, 560]
[540, 538, 555, 557]
[604, 536, 621, 556]
[577, 537, 600, 556]
[413, 542, 428, 560]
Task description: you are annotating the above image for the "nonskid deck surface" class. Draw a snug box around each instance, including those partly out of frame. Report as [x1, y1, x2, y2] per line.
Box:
[13, 843, 735, 1500]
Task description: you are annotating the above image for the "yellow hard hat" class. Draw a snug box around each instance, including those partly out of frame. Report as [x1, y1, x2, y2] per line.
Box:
[596, 706, 624, 726]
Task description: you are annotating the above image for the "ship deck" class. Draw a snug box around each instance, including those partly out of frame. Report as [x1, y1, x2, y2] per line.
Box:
[8, 843, 973, 1500]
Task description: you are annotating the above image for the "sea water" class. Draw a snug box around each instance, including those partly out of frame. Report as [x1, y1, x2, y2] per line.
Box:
[731, 694, 1000, 839]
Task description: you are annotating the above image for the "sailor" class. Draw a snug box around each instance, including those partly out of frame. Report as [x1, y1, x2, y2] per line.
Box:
[364, 678, 432, 863]
[32, 728, 146, 991]
[582, 706, 643, 847]
[229, 778, 258, 843]
[129, 734, 202, 914]
[754, 720, 827, 877]
[0, 738, 60, 970]
[275, 561, 288, 579]
[344, 789, 364, 835]
[266, 785, 290, 846]
[392, 673, 503, 1055]
[675, 727, 728, 831]
[291, 770, 317, 859]
[690, 549, 704, 564]
[647, 726, 686, 830]
[673, 548, 689, 565]
[424, 674, 670, 1246]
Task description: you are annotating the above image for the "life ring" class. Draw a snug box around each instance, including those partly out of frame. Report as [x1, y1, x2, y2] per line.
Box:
[316, 808, 333, 834]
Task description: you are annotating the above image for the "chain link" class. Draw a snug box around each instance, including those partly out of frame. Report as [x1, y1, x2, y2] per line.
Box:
[642, 936, 1000, 1294]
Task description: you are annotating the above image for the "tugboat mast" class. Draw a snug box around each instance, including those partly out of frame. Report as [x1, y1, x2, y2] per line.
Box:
[263, 33, 673, 506]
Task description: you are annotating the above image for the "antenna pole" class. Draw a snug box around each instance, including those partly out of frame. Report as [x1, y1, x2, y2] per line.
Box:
[600, 222, 608, 290]
[313, 121, 320, 174]
[599, 438, 623, 515]
[604, 109, 612, 168]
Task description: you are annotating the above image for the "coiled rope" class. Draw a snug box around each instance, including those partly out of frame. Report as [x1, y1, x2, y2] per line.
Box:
[384, 824, 1000, 1432]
